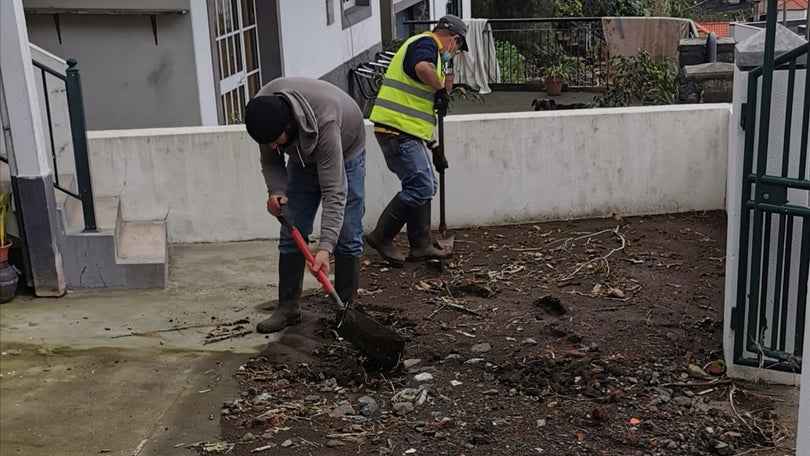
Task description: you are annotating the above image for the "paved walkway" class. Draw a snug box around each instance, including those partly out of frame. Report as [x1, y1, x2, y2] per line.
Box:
[0, 241, 317, 456]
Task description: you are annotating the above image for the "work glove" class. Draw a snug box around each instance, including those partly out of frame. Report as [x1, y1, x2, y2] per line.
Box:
[434, 88, 450, 117]
[428, 141, 449, 172]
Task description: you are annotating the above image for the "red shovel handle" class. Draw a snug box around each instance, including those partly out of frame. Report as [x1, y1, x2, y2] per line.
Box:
[277, 215, 336, 295]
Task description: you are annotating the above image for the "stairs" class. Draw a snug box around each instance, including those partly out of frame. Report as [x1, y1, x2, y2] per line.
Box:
[56, 175, 167, 288]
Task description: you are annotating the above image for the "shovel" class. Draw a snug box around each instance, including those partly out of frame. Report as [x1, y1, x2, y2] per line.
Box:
[276, 214, 405, 369]
[435, 113, 454, 251]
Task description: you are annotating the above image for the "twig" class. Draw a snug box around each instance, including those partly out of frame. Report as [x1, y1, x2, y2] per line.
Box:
[426, 304, 447, 320]
[204, 329, 252, 344]
[111, 323, 216, 338]
[558, 227, 626, 281]
[660, 379, 732, 387]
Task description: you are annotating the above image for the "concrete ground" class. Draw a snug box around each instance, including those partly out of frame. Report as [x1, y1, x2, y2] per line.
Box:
[0, 241, 320, 456]
[449, 88, 600, 114]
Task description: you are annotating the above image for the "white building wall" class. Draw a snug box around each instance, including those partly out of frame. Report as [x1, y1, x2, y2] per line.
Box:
[23, 0, 203, 130]
[86, 104, 730, 244]
[278, 1, 382, 79]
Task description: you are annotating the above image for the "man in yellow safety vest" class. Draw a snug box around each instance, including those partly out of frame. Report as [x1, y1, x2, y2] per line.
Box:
[366, 14, 467, 267]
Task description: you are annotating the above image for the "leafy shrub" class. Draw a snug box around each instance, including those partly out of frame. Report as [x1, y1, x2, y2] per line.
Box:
[592, 50, 677, 107]
[496, 40, 526, 84]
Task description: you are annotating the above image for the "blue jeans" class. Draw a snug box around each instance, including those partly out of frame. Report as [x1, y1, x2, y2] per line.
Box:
[279, 150, 366, 256]
[375, 133, 437, 207]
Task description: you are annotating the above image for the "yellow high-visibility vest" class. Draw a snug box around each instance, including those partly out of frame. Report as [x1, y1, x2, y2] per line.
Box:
[370, 32, 444, 140]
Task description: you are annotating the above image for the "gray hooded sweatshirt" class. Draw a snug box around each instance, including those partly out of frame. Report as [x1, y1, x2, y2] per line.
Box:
[256, 77, 365, 254]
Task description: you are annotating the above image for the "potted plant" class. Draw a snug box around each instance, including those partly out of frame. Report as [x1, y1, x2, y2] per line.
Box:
[541, 62, 571, 96]
[0, 190, 18, 303]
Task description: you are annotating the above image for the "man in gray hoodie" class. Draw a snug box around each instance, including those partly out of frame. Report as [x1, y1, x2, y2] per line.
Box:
[244, 77, 366, 334]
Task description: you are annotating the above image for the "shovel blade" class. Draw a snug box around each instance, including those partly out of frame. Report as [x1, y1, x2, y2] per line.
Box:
[336, 308, 405, 370]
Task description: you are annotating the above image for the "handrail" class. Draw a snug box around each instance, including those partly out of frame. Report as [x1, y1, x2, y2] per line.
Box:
[31, 57, 96, 232]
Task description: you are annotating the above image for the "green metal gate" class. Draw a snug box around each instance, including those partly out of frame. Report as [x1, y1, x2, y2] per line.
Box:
[733, 4, 809, 373]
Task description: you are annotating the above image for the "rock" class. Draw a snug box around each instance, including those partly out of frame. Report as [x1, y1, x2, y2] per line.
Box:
[521, 338, 538, 345]
[393, 402, 415, 415]
[242, 432, 256, 442]
[537, 418, 546, 427]
[329, 402, 356, 418]
[358, 396, 379, 416]
[262, 433, 274, 440]
[414, 372, 434, 382]
[687, 363, 710, 378]
[607, 287, 625, 298]
[326, 440, 346, 448]
[403, 358, 422, 369]
[436, 417, 455, 428]
[281, 439, 293, 448]
[714, 441, 733, 455]
[673, 396, 693, 408]
[591, 406, 609, 422]
[471, 343, 492, 353]
[251, 416, 267, 427]
[450, 380, 463, 387]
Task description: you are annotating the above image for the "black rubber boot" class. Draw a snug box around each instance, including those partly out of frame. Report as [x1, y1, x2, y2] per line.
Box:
[334, 254, 360, 305]
[407, 201, 452, 261]
[257, 253, 305, 334]
[364, 195, 411, 267]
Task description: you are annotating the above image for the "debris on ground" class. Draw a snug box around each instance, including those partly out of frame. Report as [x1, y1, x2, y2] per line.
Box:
[194, 212, 795, 456]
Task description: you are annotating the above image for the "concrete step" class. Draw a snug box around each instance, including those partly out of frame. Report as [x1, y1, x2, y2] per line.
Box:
[57, 192, 168, 289]
[65, 195, 118, 233]
[115, 220, 167, 265]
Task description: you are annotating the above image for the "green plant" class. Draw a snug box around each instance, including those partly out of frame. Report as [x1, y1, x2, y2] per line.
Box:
[592, 50, 677, 107]
[0, 190, 11, 246]
[495, 40, 526, 84]
[541, 58, 576, 80]
[449, 85, 484, 106]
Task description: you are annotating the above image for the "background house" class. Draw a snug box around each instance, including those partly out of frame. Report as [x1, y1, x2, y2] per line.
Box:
[23, 0, 473, 131]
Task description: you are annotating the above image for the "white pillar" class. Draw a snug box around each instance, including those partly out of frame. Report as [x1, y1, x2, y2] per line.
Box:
[0, 0, 50, 178]
[0, 0, 65, 296]
[799, 280, 810, 455]
[190, 1, 218, 126]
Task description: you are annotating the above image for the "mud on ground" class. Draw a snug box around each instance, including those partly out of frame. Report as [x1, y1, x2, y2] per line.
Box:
[193, 211, 797, 456]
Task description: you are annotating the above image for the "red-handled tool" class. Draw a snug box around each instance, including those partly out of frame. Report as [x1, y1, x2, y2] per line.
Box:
[275, 214, 405, 369]
[277, 214, 348, 326]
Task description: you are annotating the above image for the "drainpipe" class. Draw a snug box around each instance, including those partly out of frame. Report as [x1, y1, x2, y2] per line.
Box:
[707, 32, 717, 63]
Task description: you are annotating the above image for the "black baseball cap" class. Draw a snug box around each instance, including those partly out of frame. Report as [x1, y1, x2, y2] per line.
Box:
[435, 14, 468, 51]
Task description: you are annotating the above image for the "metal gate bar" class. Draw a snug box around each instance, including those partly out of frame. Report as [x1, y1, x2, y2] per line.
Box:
[733, 0, 809, 372]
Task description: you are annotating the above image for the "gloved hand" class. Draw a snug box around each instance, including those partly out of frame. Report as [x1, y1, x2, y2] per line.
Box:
[431, 145, 448, 172]
[434, 88, 450, 116]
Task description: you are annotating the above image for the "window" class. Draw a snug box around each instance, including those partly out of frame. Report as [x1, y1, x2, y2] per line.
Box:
[341, 0, 371, 29]
[214, 0, 261, 124]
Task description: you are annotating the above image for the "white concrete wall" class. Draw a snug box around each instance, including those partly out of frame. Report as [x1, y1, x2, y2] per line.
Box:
[723, 65, 809, 385]
[23, 0, 203, 130]
[29, 44, 73, 177]
[278, 1, 382, 79]
[86, 104, 730, 244]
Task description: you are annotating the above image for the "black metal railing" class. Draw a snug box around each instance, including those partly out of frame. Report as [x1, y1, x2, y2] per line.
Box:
[405, 17, 607, 90]
[31, 57, 96, 232]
